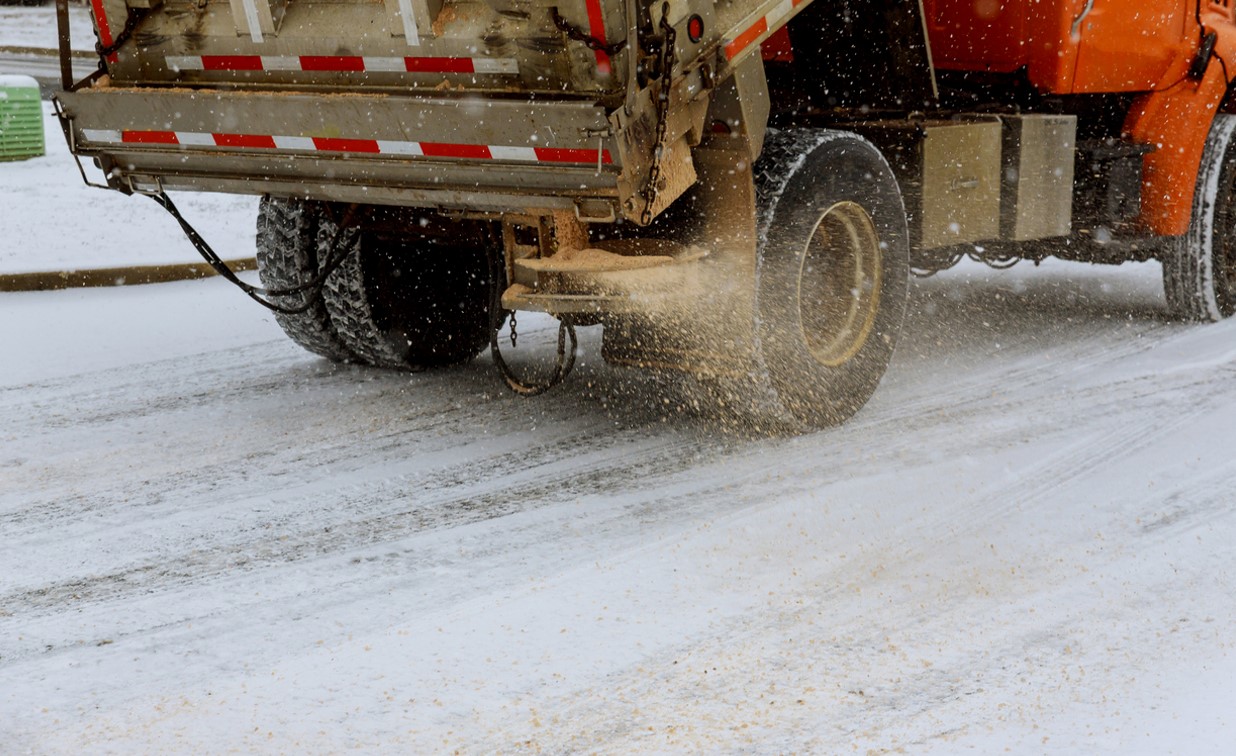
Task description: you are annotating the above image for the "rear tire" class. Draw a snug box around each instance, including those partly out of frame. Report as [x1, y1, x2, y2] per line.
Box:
[750, 128, 910, 428]
[319, 208, 497, 370]
[255, 196, 356, 362]
[1163, 114, 1236, 321]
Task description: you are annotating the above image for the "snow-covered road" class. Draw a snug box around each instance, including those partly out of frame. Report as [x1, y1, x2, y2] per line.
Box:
[4, 8, 1235, 748]
[3, 251, 1235, 753]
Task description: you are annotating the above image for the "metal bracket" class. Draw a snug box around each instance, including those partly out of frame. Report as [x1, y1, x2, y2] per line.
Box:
[125, 174, 166, 197]
[574, 198, 617, 223]
[51, 98, 113, 192]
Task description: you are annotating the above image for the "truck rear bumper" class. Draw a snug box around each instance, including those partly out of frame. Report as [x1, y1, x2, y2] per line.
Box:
[56, 85, 624, 214]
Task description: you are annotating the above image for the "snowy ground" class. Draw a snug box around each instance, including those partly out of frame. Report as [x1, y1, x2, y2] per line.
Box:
[1, 7, 254, 276]
[5, 235, 1236, 754]
[3, 7, 1236, 755]
[0, 5, 93, 52]
[1, 103, 257, 275]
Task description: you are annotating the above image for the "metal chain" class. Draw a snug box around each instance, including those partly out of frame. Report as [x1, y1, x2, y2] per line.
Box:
[509, 311, 519, 348]
[96, 7, 149, 59]
[550, 8, 627, 56]
[639, 2, 678, 225]
[490, 316, 578, 397]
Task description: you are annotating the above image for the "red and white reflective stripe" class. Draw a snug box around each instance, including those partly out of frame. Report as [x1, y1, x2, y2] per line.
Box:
[166, 55, 519, 75]
[79, 129, 613, 164]
[89, 0, 117, 64]
[723, 0, 806, 61]
[583, 0, 612, 76]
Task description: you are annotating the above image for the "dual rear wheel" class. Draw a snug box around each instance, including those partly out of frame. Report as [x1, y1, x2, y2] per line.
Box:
[255, 199, 496, 370]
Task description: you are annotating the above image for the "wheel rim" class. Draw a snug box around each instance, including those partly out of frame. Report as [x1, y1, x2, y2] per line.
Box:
[797, 201, 883, 367]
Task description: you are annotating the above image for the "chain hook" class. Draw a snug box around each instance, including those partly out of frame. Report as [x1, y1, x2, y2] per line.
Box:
[491, 315, 579, 397]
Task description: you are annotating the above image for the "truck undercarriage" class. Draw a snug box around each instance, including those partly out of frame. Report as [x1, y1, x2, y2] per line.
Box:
[54, 0, 1236, 427]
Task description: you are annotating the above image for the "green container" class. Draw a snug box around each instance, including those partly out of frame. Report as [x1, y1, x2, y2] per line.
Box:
[0, 75, 45, 162]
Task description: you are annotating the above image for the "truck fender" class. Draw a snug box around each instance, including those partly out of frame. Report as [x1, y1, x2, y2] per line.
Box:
[1125, 12, 1236, 236]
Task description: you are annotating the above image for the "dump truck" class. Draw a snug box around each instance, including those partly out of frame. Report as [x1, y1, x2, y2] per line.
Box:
[52, 0, 1236, 427]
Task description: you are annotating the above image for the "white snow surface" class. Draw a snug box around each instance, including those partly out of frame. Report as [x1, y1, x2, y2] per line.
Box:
[1, 103, 256, 274]
[0, 6, 94, 51]
[7, 247, 1236, 755]
[3, 9, 1236, 754]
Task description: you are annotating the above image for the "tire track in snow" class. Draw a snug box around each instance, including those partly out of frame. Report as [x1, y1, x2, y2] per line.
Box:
[0, 283, 1183, 536]
[0, 434, 750, 671]
[6, 308, 1223, 603]
[1, 345, 609, 526]
[874, 322, 1175, 431]
[453, 382, 1236, 754]
[0, 341, 301, 422]
[0, 428, 726, 617]
[5, 265, 1228, 740]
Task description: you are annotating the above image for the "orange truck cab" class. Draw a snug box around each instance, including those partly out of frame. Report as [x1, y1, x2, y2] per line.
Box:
[925, 0, 1236, 239]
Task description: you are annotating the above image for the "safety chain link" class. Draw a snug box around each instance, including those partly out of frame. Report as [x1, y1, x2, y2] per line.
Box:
[96, 7, 149, 59]
[508, 311, 518, 347]
[549, 7, 628, 56]
[639, 2, 677, 225]
[490, 316, 578, 397]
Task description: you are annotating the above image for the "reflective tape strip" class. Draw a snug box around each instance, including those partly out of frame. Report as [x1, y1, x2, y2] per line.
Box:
[301, 55, 366, 72]
[583, 0, 612, 76]
[488, 145, 539, 162]
[174, 132, 216, 146]
[214, 133, 276, 149]
[81, 129, 122, 143]
[260, 56, 302, 71]
[165, 55, 518, 75]
[80, 129, 614, 164]
[724, 18, 767, 61]
[396, 0, 420, 46]
[313, 137, 381, 153]
[473, 58, 520, 75]
[376, 140, 424, 156]
[766, 0, 796, 27]
[723, 0, 806, 60]
[89, 0, 117, 63]
[534, 147, 611, 164]
[420, 142, 492, 160]
[362, 57, 407, 73]
[273, 135, 317, 150]
[240, 0, 264, 44]
[123, 130, 180, 145]
[166, 56, 205, 71]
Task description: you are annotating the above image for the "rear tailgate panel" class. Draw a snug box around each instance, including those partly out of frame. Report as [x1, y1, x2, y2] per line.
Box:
[58, 85, 624, 212]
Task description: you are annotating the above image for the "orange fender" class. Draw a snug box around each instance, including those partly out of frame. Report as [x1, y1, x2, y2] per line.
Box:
[1126, 14, 1236, 236]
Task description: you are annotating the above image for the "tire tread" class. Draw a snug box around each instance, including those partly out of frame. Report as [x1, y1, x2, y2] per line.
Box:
[255, 197, 355, 362]
[318, 216, 413, 369]
[1163, 114, 1236, 322]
